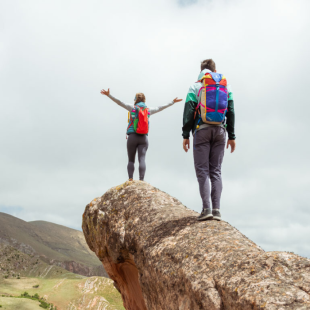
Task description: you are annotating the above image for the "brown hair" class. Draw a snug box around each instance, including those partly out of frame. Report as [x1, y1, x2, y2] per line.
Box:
[134, 93, 146, 105]
[201, 59, 216, 72]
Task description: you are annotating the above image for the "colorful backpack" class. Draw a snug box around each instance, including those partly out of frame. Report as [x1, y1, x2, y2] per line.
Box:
[196, 72, 228, 124]
[128, 106, 149, 134]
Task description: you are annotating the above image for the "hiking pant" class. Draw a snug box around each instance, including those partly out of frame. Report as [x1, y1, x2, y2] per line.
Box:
[193, 127, 226, 210]
[127, 134, 149, 181]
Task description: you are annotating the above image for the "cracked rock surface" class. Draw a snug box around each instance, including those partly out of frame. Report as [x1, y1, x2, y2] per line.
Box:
[82, 181, 310, 310]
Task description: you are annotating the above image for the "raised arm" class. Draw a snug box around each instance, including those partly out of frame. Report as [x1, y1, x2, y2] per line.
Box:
[100, 88, 134, 112]
[149, 97, 182, 115]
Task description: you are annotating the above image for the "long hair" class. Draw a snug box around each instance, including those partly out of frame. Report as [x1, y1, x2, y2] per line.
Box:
[134, 93, 146, 105]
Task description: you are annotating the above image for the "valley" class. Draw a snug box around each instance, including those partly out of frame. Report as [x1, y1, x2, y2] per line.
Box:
[0, 276, 124, 310]
[0, 213, 124, 310]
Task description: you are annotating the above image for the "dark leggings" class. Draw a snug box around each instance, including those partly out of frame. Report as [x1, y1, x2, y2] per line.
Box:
[127, 134, 149, 180]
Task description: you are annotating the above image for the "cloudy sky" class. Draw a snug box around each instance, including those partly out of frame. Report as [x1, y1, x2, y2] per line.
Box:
[1, 0, 310, 258]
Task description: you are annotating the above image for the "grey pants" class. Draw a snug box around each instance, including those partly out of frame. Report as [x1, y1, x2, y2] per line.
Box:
[127, 134, 149, 181]
[193, 127, 226, 210]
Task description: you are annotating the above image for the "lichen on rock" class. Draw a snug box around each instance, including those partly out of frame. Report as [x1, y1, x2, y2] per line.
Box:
[82, 181, 310, 310]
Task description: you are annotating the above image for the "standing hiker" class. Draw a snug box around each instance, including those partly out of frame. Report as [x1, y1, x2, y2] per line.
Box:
[182, 59, 236, 221]
[101, 89, 182, 181]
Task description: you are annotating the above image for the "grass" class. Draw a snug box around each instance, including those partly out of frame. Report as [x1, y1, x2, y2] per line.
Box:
[0, 277, 125, 310]
[0, 297, 43, 309]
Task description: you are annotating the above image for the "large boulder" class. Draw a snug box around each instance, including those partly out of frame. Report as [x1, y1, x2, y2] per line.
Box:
[82, 181, 310, 310]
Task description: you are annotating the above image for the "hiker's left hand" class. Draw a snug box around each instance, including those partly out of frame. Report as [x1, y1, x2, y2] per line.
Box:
[173, 97, 183, 103]
[100, 88, 110, 96]
[226, 140, 236, 153]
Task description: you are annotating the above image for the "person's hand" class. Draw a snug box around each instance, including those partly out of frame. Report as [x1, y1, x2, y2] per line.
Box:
[100, 88, 110, 96]
[183, 139, 190, 152]
[226, 140, 236, 153]
[173, 97, 183, 103]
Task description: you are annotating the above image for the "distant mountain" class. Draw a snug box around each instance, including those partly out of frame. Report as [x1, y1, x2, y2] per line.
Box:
[0, 212, 107, 277]
[0, 243, 83, 279]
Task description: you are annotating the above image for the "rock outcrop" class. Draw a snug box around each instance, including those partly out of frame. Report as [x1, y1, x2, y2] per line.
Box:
[82, 181, 310, 310]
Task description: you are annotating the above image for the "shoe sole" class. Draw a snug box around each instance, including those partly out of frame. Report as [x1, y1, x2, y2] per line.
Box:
[197, 214, 213, 221]
[213, 216, 221, 221]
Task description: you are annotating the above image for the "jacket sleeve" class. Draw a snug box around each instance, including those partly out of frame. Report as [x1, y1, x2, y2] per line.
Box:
[182, 86, 198, 139]
[149, 101, 175, 115]
[226, 85, 236, 140]
[107, 94, 134, 112]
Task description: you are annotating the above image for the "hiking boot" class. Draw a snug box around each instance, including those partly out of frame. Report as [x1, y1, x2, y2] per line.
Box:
[212, 209, 221, 221]
[197, 208, 213, 221]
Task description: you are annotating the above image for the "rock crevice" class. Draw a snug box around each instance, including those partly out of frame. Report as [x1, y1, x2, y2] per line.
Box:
[82, 181, 310, 310]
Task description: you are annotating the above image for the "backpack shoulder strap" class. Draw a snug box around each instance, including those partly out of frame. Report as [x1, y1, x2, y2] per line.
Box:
[128, 109, 135, 129]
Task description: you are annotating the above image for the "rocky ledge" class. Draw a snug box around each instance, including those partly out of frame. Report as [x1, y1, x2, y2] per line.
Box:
[82, 181, 310, 310]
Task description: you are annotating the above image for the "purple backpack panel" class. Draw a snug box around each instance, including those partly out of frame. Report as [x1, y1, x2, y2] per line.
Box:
[197, 72, 228, 125]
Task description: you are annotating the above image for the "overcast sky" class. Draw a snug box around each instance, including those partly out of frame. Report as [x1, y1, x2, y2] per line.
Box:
[1, 0, 310, 258]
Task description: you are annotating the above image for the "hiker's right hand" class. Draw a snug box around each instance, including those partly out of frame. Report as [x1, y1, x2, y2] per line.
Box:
[183, 139, 190, 152]
[227, 140, 236, 153]
[100, 88, 110, 96]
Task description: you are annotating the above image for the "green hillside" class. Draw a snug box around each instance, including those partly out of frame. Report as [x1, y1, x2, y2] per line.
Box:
[0, 244, 124, 309]
[0, 212, 107, 277]
[0, 213, 125, 308]
[0, 243, 84, 280]
[0, 276, 125, 310]
[28, 220, 98, 266]
[0, 296, 43, 310]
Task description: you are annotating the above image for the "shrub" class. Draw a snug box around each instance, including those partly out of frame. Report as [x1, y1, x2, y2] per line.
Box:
[39, 300, 50, 309]
[33, 293, 39, 299]
[33, 284, 40, 288]
[21, 292, 30, 298]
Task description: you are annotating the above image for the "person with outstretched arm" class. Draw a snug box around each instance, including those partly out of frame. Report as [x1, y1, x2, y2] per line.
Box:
[101, 89, 182, 181]
[182, 59, 236, 221]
